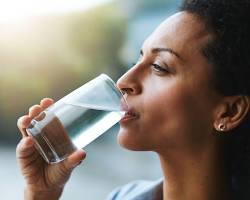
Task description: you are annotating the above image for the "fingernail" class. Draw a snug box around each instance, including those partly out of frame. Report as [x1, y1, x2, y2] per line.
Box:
[72, 160, 82, 168]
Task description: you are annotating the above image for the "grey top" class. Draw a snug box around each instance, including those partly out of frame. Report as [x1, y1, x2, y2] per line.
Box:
[106, 179, 163, 200]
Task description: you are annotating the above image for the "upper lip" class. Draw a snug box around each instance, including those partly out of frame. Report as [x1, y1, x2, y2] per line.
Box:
[124, 107, 140, 118]
[120, 95, 140, 118]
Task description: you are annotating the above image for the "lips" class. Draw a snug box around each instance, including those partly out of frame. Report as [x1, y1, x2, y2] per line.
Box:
[120, 108, 139, 123]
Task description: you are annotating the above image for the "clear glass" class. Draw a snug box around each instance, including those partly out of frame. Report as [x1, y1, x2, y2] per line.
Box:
[26, 74, 128, 164]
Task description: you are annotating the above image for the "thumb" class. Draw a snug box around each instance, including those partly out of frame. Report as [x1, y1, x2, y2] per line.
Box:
[62, 149, 86, 170]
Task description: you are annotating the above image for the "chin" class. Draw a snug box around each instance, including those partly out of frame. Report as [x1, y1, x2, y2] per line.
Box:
[117, 129, 151, 151]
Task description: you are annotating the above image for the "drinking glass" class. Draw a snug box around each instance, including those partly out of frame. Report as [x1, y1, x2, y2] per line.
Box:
[26, 74, 128, 164]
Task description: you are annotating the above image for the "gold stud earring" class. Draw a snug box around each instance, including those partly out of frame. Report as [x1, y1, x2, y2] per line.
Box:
[218, 123, 227, 132]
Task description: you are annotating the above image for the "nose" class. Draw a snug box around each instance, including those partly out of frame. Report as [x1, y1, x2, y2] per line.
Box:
[116, 66, 142, 95]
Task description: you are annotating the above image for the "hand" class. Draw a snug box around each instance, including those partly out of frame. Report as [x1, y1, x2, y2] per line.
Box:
[16, 98, 86, 199]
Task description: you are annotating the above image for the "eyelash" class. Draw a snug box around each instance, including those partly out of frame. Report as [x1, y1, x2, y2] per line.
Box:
[152, 63, 169, 73]
[130, 62, 170, 74]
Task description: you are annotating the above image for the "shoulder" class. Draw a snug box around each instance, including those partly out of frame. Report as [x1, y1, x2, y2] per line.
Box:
[106, 179, 163, 200]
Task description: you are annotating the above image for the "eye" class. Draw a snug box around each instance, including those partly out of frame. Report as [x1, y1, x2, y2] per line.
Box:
[152, 63, 169, 74]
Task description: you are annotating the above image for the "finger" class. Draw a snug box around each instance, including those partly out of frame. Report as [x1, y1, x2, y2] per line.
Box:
[28, 105, 42, 118]
[62, 150, 86, 170]
[40, 98, 54, 110]
[16, 137, 36, 159]
[17, 115, 32, 137]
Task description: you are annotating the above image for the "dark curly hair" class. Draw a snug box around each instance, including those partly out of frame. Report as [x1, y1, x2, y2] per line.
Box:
[180, 0, 250, 199]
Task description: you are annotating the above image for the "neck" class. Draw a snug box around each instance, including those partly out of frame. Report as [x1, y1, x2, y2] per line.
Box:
[158, 141, 232, 200]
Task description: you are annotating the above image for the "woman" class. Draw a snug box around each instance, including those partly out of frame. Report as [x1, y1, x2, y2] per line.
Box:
[16, 0, 250, 199]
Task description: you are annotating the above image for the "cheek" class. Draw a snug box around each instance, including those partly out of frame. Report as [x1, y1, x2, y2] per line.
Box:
[145, 83, 189, 124]
[143, 83, 213, 149]
[140, 86, 185, 143]
[118, 76, 216, 151]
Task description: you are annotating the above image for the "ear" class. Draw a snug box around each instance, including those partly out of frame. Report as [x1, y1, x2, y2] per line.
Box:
[213, 96, 250, 132]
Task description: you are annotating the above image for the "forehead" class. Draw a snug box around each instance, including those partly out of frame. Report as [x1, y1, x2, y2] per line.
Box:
[143, 12, 212, 59]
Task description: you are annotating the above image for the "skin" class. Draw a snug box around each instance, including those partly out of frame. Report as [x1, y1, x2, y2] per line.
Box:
[117, 12, 219, 153]
[117, 11, 250, 200]
[17, 11, 250, 199]
[116, 12, 232, 200]
[17, 98, 86, 200]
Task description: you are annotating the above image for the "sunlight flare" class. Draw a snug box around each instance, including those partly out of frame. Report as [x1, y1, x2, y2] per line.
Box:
[0, 0, 113, 22]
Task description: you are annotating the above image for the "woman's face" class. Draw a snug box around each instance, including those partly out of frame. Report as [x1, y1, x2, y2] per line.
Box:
[117, 12, 222, 153]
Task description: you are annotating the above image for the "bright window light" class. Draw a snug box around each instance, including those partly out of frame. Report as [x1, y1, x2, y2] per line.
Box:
[0, 0, 113, 22]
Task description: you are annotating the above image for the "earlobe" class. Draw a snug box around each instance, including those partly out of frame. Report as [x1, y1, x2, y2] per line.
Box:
[213, 96, 250, 133]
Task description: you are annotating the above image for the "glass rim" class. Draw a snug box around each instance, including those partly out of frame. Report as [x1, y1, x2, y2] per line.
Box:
[99, 73, 128, 110]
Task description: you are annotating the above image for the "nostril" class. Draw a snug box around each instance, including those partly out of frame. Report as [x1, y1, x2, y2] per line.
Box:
[116, 73, 141, 95]
[120, 89, 126, 95]
[121, 88, 135, 95]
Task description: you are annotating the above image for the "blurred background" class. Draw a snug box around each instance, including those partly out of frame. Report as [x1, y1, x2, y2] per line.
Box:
[0, 0, 182, 199]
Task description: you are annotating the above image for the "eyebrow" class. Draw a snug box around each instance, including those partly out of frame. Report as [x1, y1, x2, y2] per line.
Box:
[140, 47, 182, 60]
